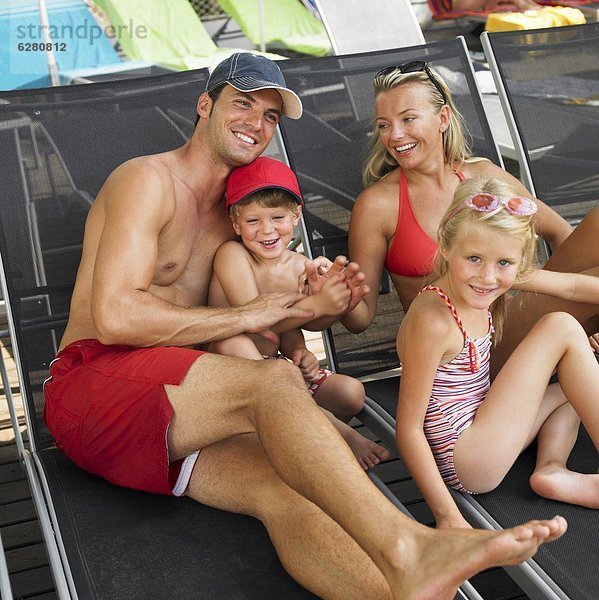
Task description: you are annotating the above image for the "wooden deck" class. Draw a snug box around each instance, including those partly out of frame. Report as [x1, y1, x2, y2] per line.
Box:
[1, 337, 56, 600]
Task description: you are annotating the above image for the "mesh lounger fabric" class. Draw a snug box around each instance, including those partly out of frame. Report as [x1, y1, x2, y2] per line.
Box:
[278, 38, 500, 379]
[312, 0, 424, 54]
[482, 22, 599, 223]
[40, 450, 317, 599]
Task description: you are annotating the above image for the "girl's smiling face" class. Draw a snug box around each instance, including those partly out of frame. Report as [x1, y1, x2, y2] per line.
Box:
[443, 222, 524, 310]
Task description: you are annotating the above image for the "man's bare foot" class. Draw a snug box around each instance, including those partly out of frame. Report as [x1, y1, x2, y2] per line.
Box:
[340, 426, 391, 469]
[382, 516, 567, 600]
[530, 462, 599, 508]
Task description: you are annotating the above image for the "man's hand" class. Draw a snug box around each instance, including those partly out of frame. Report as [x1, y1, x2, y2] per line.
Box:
[242, 292, 314, 336]
[291, 348, 320, 382]
[589, 332, 599, 354]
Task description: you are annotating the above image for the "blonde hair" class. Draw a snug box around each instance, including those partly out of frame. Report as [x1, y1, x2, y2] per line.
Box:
[363, 67, 472, 187]
[431, 176, 538, 343]
[229, 189, 301, 221]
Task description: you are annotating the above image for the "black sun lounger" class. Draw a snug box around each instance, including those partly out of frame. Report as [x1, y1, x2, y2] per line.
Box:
[0, 69, 321, 600]
[277, 38, 599, 600]
[277, 36, 501, 428]
[481, 22, 599, 225]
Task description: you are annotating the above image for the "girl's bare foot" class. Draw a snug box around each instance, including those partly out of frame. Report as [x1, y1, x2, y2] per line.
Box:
[530, 462, 599, 508]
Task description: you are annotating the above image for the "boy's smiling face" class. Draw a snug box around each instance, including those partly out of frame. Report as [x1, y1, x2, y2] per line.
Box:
[231, 200, 301, 261]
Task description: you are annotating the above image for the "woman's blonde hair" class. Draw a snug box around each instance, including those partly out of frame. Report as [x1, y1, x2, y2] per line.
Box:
[431, 176, 538, 343]
[363, 66, 472, 187]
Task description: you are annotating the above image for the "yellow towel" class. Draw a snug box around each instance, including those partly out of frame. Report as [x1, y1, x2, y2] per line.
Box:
[486, 6, 585, 32]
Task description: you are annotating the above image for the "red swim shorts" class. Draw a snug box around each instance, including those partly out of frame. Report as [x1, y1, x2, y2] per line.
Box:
[307, 368, 333, 395]
[43, 339, 204, 496]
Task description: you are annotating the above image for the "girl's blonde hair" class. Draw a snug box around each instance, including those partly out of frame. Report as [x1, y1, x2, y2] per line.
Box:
[363, 66, 472, 187]
[431, 176, 538, 343]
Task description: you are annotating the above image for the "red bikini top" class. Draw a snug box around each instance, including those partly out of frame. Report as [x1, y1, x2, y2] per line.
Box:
[385, 169, 465, 278]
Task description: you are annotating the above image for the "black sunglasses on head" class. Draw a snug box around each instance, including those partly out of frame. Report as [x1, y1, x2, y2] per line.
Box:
[375, 61, 447, 105]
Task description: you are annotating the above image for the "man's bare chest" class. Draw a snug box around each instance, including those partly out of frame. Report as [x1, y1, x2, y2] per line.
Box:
[152, 215, 234, 305]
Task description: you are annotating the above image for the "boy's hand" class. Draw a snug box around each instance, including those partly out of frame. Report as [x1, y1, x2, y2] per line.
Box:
[318, 272, 352, 315]
[291, 348, 320, 382]
[321, 257, 370, 314]
[301, 255, 347, 295]
[298, 256, 333, 293]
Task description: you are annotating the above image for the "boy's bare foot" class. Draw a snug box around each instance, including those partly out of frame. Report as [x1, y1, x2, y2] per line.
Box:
[338, 424, 391, 469]
[530, 462, 599, 508]
[383, 516, 567, 600]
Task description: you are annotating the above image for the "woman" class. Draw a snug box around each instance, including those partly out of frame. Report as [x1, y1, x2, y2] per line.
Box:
[341, 61, 599, 374]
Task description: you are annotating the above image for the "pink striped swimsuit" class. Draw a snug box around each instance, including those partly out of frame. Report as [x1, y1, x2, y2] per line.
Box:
[420, 285, 494, 493]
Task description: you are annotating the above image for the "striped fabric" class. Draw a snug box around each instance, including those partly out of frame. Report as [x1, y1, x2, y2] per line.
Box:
[419, 286, 493, 492]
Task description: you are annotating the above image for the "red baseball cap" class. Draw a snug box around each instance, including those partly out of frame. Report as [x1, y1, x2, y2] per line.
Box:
[226, 157, 304, 210]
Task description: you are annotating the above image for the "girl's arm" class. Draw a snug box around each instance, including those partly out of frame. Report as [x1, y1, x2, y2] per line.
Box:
[396, 308, 471, 528]
[514, 268, 599, 304]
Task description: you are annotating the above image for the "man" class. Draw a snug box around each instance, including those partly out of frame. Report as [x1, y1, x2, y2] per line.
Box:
[44, 53, 566, 599]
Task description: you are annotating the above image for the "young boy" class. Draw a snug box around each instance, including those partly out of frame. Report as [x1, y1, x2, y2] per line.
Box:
[209, 157, 389, 469]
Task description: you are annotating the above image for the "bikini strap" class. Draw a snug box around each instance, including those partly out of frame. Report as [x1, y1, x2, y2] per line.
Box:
[419, 285, 480, 373]
[399, 169, 409, 205]
[451, 167, 466, 182]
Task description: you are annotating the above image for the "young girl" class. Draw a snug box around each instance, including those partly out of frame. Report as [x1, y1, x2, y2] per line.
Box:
[396, 175, 599, 529]
[209, 157, 389, 469]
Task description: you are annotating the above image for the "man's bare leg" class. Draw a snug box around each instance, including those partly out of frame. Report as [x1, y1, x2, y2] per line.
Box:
[492, 206, 599, 377]
[186, 432, 393, 599]
[167, 354, 567, 599]
[545, 206, 599, 273]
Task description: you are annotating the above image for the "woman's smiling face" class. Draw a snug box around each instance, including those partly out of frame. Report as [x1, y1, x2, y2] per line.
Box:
[375, 82, 448, 169]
